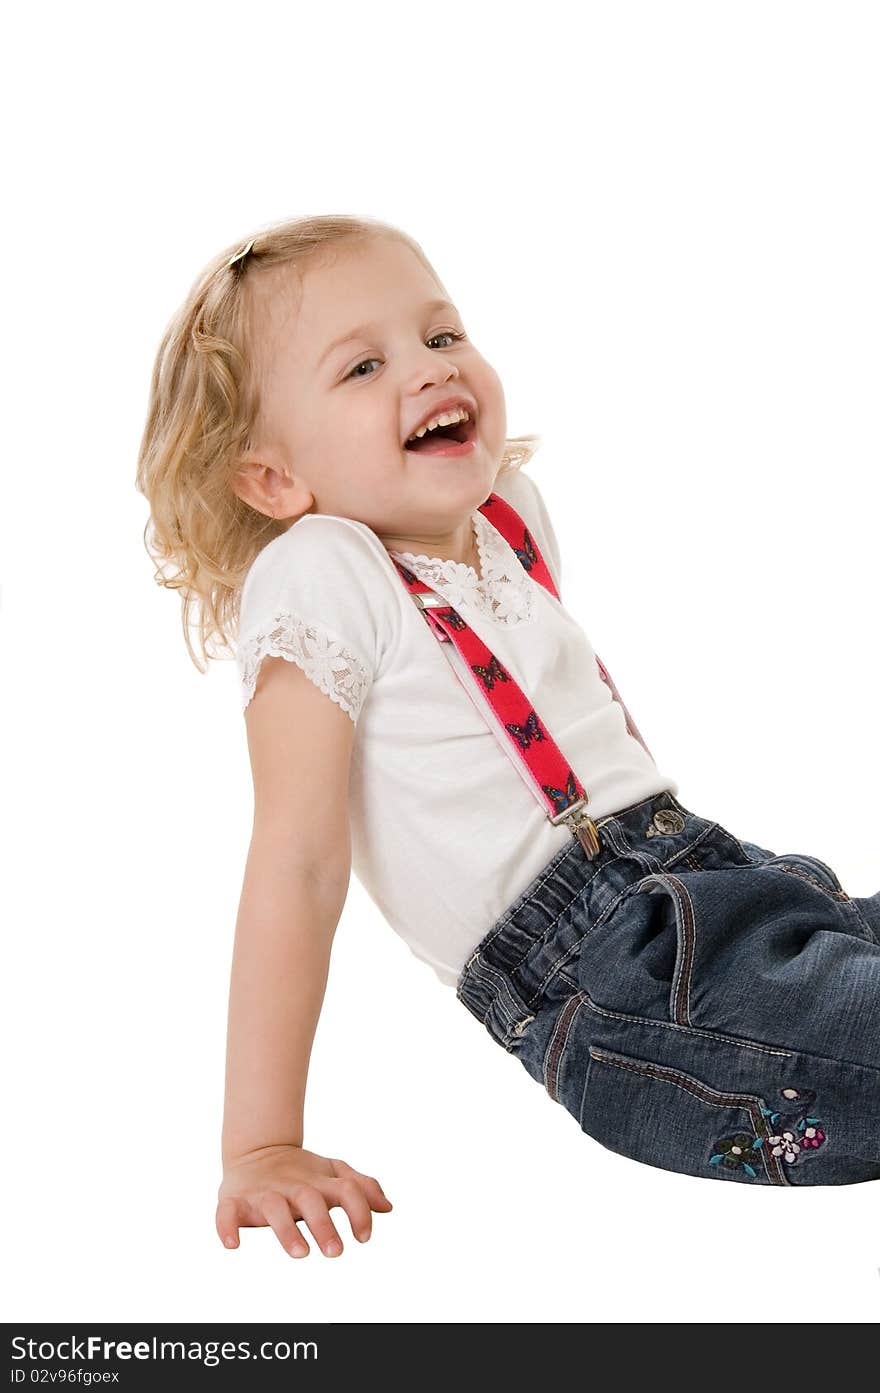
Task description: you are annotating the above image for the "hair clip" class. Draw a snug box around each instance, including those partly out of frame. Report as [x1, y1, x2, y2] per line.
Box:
[226, 238, 256, 270]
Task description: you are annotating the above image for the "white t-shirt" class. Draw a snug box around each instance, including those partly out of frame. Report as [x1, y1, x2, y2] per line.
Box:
[235, 466, 679, 987]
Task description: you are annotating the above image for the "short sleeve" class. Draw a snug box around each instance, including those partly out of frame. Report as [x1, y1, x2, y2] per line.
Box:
[235, 517, 391, 723]
[493, 466, 563, 595]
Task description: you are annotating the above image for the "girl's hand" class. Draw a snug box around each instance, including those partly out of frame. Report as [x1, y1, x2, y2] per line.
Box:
[215, 1145, 393, 1259]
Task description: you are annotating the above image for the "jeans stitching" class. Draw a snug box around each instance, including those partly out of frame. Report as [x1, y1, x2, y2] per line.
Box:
[468, 813, 739, 1017]
[469, 958, 534, 1040]
[587, 1047, 789, 1185]
[471, 798, 710, 992]
[523, 882, 632, 1008]
[501, 850, 629, 1002]
[661, 824, 736, 871]
[770, 861, 850, 902]
[847, 897, 879, 943]
[621, 872, 697, 1027]
[578, 990, 795, 1056]
[543, 992, 587, 1101]
[705, 824, 763, 865]
[668, 873, 696, 1026]
[473, 837, 583, 958]
[601, 820, 663, 865]
[528, 824, 724, 1004]
[582, 990, 880, 1075]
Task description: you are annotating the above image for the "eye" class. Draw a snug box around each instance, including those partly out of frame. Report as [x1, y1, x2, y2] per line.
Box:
[344, 330, 467, 380]
[428, 330, 467, 349]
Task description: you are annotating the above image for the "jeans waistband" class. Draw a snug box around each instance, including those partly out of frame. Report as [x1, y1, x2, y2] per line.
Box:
[456, 790, 719, 1044]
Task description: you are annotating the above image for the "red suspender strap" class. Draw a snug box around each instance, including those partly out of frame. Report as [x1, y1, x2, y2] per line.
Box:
[388, 490, 653, 860]
[479, 492, 561, 598]
[480, 493, 654, 760]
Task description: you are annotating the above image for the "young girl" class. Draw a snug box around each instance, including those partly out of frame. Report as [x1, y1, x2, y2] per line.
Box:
[137, 213, 880, 1260]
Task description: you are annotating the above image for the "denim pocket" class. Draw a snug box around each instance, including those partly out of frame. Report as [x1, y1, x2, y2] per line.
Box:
[577, 869, 705, 1028]
[577, 1035, 880, 1186]
[699, 824, 849, 900]
[579, 1044, 792, 1184]
[576, 852, 862, 1045]
[760, 852, 850, 902]
[669, 821, 775, 871]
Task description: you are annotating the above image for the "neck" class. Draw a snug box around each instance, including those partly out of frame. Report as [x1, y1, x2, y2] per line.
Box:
[383, 513, 481, 572]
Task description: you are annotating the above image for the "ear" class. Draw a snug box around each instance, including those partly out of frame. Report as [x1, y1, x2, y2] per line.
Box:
[231, 454, 315, 522]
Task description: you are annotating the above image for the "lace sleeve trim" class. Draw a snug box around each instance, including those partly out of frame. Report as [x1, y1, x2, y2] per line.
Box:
[237, 609, 373, 723]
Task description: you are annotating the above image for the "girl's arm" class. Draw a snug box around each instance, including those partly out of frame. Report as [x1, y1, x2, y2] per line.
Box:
[220, 828, 346, 1161]
[216, 654, 392, 1259]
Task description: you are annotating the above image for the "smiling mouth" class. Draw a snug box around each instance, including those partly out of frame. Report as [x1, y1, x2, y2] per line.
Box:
[404, 416, 477, 452]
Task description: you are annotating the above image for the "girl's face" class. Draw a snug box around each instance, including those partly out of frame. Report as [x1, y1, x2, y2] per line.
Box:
[236, 237, 507, 554]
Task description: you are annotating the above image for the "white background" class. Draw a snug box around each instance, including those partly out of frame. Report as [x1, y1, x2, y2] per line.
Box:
[4, 0, 880, 1325]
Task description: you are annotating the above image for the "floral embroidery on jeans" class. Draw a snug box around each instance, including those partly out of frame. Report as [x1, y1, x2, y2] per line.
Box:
[798, 1121, 826, 1150]
[709, 1086, 827, 1179]
[778, 1086, 816, 1109]
[767, 1129, 802, 1164]
[709, 1133, 765, 1178]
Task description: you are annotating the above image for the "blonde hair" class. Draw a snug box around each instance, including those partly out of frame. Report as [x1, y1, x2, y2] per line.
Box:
[135, 213, 541, 672]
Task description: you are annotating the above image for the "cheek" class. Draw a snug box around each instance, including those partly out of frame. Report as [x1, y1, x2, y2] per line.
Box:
[324, 403, 403, 476]
[470, 352, 503, 403]
[314, 397, 385, 453]
[344, 390, 394, 434]
[473, 362, 506, 437]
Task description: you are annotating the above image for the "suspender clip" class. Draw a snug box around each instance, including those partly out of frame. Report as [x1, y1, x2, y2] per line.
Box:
[550, 798, 602, 860]
[571, 816, 602, 860]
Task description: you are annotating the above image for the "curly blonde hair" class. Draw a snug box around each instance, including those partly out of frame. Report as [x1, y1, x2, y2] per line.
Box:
[135, 212, 541, 671]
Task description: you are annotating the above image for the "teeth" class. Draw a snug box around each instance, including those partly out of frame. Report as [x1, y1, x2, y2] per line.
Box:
[406, 407, 470, 443]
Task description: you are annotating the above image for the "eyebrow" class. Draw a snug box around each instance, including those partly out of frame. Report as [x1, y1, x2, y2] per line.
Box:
[317, 299, 461, 368]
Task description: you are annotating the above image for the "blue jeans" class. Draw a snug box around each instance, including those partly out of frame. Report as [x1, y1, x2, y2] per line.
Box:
[457, 791, 880, 1185]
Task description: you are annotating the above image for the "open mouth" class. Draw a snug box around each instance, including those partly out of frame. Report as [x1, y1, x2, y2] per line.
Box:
[404, 414, 477, 453]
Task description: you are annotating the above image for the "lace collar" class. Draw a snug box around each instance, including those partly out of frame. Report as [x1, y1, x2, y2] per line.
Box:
[387, 508, 534, 625]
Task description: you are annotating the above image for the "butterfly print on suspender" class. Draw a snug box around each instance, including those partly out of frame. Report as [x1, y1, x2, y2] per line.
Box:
[542, 770, 582, 817]
[388, 490, 653, 860]
[479, 495, 653, 758]
[512, 528, 538, 573]
[472, 654, 510, 692]
[505, 710, 545, 750]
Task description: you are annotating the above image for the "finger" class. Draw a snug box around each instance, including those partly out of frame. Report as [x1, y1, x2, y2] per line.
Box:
[330, 1159, 393, 1213]
[216, 1197, 242, 1250]
[330, 1177, 374, 1243]
[260, 1190, 309, 1258]
[288, 1185, 345, 1257]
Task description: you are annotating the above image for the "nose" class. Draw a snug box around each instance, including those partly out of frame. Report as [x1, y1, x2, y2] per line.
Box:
[405, 342, 460, 395]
